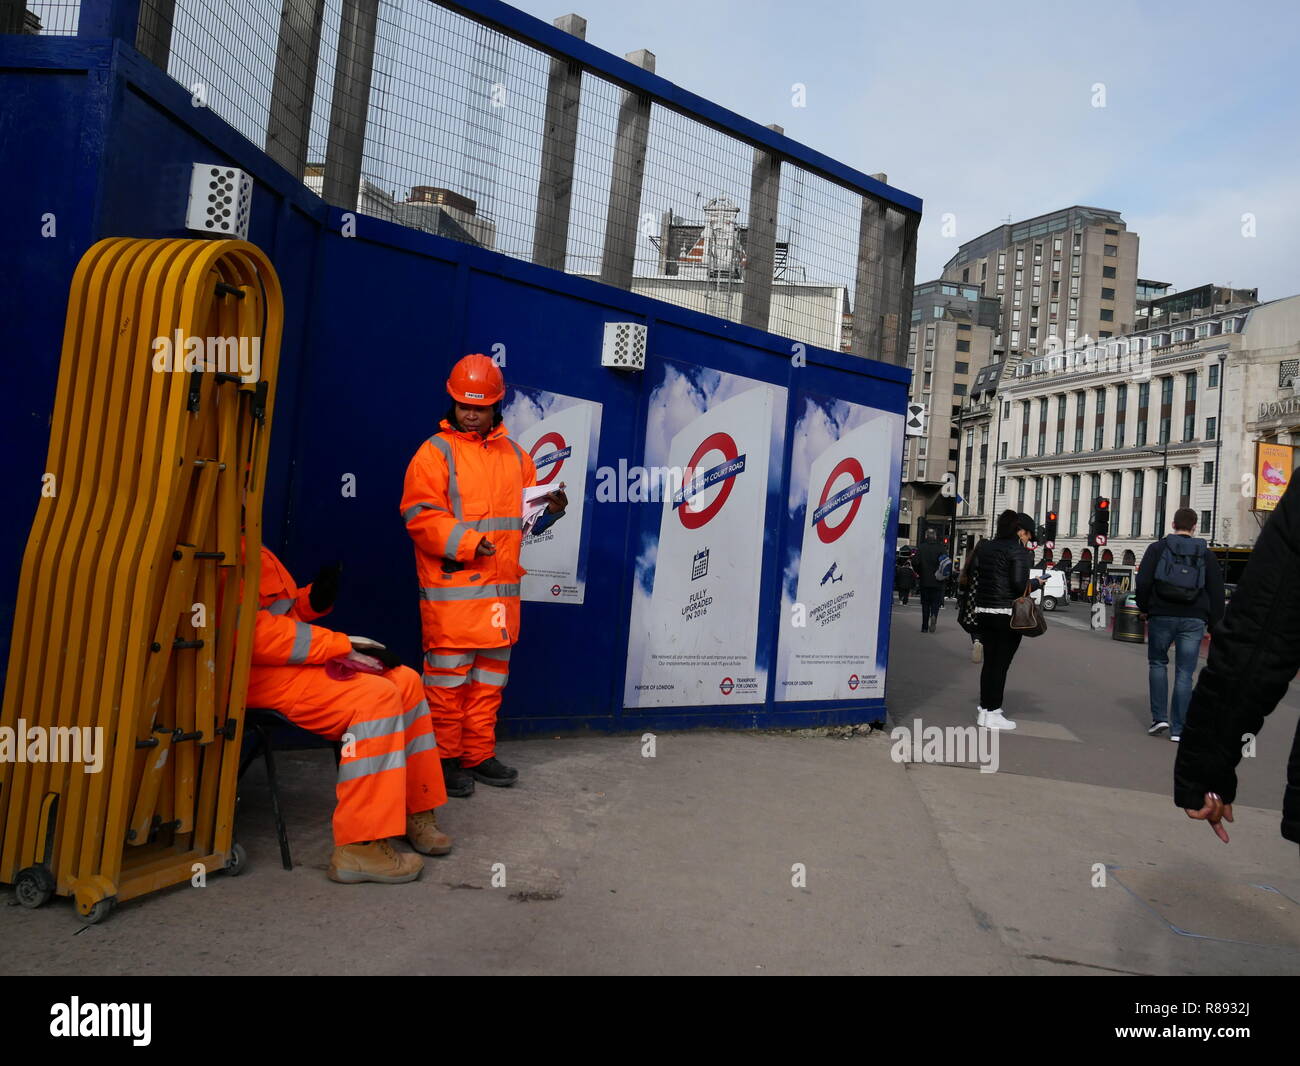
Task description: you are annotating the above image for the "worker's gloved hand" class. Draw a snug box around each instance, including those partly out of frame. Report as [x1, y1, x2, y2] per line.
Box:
[475, 537, 496, 556]
[351, 640, 402, 671]
[309, 562, 342, 612]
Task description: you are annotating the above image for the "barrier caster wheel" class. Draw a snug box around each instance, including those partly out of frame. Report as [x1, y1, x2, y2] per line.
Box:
[14, 867, 54, 909]
[77, 898, 115, 926]
[227, 842, 248, 877]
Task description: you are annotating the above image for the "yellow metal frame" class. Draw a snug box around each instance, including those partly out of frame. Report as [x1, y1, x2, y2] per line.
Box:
[0, 238, 283, 920]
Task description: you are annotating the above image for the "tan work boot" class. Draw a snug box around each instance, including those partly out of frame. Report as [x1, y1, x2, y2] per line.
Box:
[328, 839, 423, 884]
[406, 809, 453, 856]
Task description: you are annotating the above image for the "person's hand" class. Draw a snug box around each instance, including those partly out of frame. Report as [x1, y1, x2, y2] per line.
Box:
[475, 536, 496, 556]
[1185, 791, 1234, 843]
[545, 484, 568, 514]
[309, 562, 342, 612]
[351, 639, 402, 671]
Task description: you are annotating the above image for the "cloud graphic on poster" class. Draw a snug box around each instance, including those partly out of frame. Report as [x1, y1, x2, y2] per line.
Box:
[502, 386, 558, 438]
[787, 397, 867, 513]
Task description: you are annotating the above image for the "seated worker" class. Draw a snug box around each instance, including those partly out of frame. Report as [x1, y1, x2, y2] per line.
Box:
[244, 546, 450, 884]
[401, 354, 567, 798]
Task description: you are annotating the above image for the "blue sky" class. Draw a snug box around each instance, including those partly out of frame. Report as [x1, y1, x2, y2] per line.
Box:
[510, 0, 1300, 300]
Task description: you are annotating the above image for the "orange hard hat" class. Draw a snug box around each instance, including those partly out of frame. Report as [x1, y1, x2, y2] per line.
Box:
[446, 353, 504, 405]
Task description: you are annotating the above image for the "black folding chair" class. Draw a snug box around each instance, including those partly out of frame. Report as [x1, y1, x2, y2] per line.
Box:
[238, 708, 340, 870]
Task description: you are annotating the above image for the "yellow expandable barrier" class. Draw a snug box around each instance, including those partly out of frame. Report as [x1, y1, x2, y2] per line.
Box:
[0, 238, 282, 923]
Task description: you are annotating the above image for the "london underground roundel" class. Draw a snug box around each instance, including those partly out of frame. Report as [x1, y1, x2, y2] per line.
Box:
[530, 431, 571, 487]
[812, 457, 871, 545]
[676, 432, 746, 530]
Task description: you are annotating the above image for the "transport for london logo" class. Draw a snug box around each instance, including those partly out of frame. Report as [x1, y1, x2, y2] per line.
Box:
[673, 432, 746, 530]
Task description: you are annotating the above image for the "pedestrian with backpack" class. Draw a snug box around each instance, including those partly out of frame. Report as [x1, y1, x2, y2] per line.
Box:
[1135, 508, 1225, 741]
[915, 529, 950, 633]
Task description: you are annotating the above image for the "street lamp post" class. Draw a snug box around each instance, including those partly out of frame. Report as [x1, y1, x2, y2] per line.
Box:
[1209, 351, 1227, 545]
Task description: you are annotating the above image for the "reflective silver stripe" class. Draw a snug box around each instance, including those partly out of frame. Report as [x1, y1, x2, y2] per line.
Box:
[403, 501, 449, 524]
[422, 672, 469, 688]
[425, 651, 474, 668]
[471, 517, 523, 532]
[428, 435, 463, 519]
[468, 666, 508, 687]
[336, 747, 406, 783]
[477, 646, 512, 662]
[504, 437, 526, 475]
[263, 597, 294, 616]
[419, 583, 520, 601]
[287, 621, 313, 665]
[348, 706, 425, 742]
[445, 521, 473, 560]
[406, 732, 439, 758]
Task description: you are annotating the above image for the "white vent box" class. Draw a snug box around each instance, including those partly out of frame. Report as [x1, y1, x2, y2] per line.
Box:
[186, 164, 252, 239]
[601, 322, 647, 371]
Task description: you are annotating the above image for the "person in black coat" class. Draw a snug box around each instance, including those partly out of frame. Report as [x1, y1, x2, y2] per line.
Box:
[894, 558, 916, 604]
[1174, 477, 1300, 851]
[968, 510, 1046, 731]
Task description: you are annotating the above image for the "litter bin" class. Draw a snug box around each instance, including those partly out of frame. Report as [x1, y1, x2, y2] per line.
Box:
[1112, 600, 1145, 643]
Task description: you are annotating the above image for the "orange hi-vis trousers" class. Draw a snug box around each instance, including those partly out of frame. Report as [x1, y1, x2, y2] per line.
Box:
[421, 647, 511, 767]
[245, 663, 446, 845]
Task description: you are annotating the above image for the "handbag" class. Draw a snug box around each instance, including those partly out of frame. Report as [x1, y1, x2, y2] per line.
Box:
[957, 568, 979, 634]
[1010, 579, 1047, 637]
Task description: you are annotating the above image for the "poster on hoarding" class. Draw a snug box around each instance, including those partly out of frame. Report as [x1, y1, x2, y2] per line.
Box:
[775, 395, 902, 702]
[1253, 441, 1295, 513]
[624, 361, 787, 708]
[503, 386, 602, 603]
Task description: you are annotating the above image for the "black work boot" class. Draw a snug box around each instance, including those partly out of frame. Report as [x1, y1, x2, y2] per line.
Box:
[464, 756, 518, 787]
[442, 757, 475, 798]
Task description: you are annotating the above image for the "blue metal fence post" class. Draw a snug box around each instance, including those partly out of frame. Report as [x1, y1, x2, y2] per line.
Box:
[77, 0, 143, 43]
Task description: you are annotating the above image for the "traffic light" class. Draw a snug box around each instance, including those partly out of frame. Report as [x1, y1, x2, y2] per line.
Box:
[1043, 510, 1058, 545]
[1088, 497, 1110, 545]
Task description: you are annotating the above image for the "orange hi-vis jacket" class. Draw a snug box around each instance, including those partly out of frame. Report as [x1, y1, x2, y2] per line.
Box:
[253, 547, 353, 666]
[401, 419, 537, 649]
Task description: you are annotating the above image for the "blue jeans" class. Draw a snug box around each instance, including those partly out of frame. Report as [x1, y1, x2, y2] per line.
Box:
[1146, 616, 1205, 735]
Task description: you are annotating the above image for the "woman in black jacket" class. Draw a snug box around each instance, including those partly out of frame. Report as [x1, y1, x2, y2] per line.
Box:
[1175, 477, 1300, 850]
[969, 510, 1046, 730]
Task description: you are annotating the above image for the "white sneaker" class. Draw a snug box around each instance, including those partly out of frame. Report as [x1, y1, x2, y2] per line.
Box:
[976, 706, 988, 725]
[971, 640, 984, 664]
[983, 709, 1017, 730]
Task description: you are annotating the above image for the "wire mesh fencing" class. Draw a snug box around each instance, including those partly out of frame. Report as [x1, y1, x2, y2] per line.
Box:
[19, 0, 917, 358]
[19, 1, 78, 34]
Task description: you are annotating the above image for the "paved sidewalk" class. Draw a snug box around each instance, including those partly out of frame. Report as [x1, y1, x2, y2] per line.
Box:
[2, 605, 1297, 974]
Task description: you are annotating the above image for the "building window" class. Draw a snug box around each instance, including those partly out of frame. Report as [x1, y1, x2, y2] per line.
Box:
[1073, 232, 1082, 250]
[1103, 265, 1116, 279]
[1161, 377, 1174, 404]
[1033, 243, 1042, 262]
[956, 340, 970, 353]
[1072, 255, 1081, 274]
[957, 322, 971, 332]
[1203, 461, 1215, 484]
[1100, 309, 1114, 322]
[962, 268, 969, 282]
[1201, 509, 1211, 532]
[1105, 227, 1118, 235]
[1183, 413, 1194, 441]
[1053, 236, 1062, 253]
[1159, 417, 1170, 444]
[1179, 466, 1192, 508]
[998, 252, 1006, 270]
[955, 361, 969, 374]
[923, 372, 931, 390]
[1101, 287, 1115, 301]
[1002, 401, 1011, 418]
[1104, 244, 1118, 256]
[1070, 276, 1080, 296]
[1110, 472, 1122, 532]
[1131, 471, 1144, 537]
[1206, 416, 1216, 439]
[1000, 441, 1008, 460]
[998, 476, 1006, 495]
[1208, 363, 1220, 388]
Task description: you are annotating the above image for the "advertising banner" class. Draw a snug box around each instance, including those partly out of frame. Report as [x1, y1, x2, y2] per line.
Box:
[1254, 441, 1295, 513]
[625, 361, 786, 708]
[776, 396, 902, 702]
[503, 386, 602, 603]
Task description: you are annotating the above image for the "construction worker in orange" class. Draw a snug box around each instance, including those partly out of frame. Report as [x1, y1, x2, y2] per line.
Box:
[243, 546, 451, 884]
[401, 354, 567, 798]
